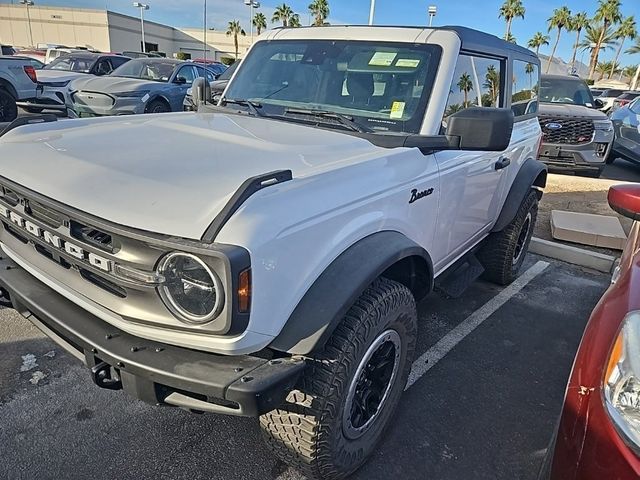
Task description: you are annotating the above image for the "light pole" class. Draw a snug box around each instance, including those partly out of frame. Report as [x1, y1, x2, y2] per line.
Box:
[244, 0, 260, 43]
[428, 5, 437, 27]
[20, 0, 34, 48]
[368, 0, 375, 25]
[133, 2, 149, 53]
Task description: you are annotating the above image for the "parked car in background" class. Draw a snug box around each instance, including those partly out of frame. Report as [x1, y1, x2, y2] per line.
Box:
[68, 58, 208, 116]
[537, 74, 614, 178]
[1, 45, 16, 56]
[592, 88, 626, 113]
[17, 52, 131, 113]
[608, 96, 640, 166]
[611, 91, 640, 113]
[542, 183, 640, 480]
[183, 61, 238, 111]
[0, 56, 38, 122]
[44, 47, 89, 64]
[192, 59, 227, 77]
[122, 51, 165, 59]
[14, 48, 47, 64]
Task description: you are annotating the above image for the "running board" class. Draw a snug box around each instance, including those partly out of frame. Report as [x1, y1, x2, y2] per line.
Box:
[435, 254, 485, 298]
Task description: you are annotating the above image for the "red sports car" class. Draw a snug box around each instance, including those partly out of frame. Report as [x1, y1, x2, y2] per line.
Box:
[545, 183, 640, 479]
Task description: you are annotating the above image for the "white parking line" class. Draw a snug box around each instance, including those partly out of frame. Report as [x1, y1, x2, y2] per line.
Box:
[406, 260, 550, 389]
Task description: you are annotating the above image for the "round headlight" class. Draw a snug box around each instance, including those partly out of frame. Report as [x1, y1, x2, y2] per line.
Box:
[158, 253, 224, 324]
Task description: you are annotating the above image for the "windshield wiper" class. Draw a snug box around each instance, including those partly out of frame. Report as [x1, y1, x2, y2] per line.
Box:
[222, 98, 264, 117]
[283, 108, 372, 133]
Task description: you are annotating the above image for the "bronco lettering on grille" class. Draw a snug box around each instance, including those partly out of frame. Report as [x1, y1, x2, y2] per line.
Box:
[0, 204, 112, 272]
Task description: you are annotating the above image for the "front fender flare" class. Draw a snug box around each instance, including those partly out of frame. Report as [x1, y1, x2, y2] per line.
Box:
[269, 231, 433, 355]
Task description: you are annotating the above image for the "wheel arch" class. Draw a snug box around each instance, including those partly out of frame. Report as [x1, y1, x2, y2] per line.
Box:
[492, 157, 547, 233]
[269, 231, 433, 355]
[0, 78, 18, 100]
[145, 94, 171, 112]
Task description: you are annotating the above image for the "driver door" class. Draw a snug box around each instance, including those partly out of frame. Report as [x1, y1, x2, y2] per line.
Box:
[433, 53, 509, 271]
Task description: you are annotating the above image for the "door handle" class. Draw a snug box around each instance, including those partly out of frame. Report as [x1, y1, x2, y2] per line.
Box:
[495, 157, 511, 170]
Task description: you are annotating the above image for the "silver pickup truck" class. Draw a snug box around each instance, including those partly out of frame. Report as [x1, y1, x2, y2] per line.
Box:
[0, 56, 39, 123]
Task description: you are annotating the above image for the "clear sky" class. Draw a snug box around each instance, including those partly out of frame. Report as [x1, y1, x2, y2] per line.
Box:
[2, 0, 638, 66]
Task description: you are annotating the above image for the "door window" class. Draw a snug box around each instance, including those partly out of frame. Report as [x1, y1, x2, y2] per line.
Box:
[176, 66, 196, 85]
[511, 60, 539, 117]
[443, 54, 504, 121]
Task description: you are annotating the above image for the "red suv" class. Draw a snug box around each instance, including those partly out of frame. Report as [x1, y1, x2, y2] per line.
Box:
[544, 183, 640, 479]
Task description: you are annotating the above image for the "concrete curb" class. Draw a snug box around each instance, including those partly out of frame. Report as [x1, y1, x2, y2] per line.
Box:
[529, 237, 617, 274]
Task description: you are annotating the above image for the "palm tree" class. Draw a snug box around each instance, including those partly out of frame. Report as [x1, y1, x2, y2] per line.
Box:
[580, 24, 617, 78]
[528, 32, 550, 55]
[628, 38, 640, 54]
[309, 0, 329, 26]
[505, 32, 517, 43]
[546, 6, 572, 73]
[457, 73, 473, 108]
[568, 12, 590, 67]
[483, 65, 500, 107]
[272, 3, 294, 27]
[525, 62, 535, 90]
[498, 0, 526, 40]
[253, 12, 267, 35]
[445, 104, 463, 116]
[622, 65, 637, 79]
[596, 60, 619, 79]
[589, 0, 623, 79]
[289, 14, 301, 28]
[610, 16, 637, 77]
[226, 20, 246, 60]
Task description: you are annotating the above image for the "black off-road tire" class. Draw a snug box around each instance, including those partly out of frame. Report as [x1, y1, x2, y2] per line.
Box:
[478, 189, 538, 286]
[145, 99, 170, 114]
[0, 89, 18, 123]
[260, 277, 418, 480]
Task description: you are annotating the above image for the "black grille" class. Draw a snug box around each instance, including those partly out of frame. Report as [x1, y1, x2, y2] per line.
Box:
[25, 200, 64, 228]
[539, 115, 594, 145]
[70, 220, 113, 253]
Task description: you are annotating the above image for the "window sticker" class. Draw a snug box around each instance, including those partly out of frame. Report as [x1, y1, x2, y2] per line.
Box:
[390, 101, 406, 119]
[369, 52, 397, 67]
[396, 59, 420, 68]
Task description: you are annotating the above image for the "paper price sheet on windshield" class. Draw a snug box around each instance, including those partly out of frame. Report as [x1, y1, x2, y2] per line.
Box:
[390, 102, 405, 119]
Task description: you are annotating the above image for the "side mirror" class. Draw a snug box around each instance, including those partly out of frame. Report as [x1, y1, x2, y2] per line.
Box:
[212, 93, 222, 104]
[594, 98, 605, 108]
[192, 77, 210, 104]
[609, 184, 640, 220]
[174, 76, 187, 85]
[447, 107, 514, 151]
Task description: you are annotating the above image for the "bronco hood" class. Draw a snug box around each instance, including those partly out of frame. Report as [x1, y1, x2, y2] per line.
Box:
[0, 112, 381, 239]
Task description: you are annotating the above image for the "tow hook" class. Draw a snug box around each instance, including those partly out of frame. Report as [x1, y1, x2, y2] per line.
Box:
[90, 361, 123, 390]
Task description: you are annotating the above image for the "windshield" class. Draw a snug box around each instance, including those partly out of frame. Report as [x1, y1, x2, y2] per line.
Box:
[539, 77, 595, 107]
[46, 56, 95, 73]
[111, 59, 178, 82]
[218, 62, 238, 81]
[223, 40, 441, 134]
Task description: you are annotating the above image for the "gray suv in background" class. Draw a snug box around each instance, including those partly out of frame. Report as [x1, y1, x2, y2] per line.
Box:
[537, 74, 614, 178]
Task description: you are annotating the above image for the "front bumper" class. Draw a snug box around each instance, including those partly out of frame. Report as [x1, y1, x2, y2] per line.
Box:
[68, 97, 148, 117]
[0, 256, 304, 416]
[539, 134, 613, 175]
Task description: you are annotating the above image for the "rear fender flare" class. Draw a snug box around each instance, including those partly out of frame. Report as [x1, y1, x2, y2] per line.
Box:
[493, 157, 547, 232]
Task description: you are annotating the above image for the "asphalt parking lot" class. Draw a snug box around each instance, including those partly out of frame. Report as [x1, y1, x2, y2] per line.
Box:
[0, 254, 610, 480]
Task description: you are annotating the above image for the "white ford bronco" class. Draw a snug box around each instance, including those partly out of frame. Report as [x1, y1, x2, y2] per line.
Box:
[0, 26, 545, 479]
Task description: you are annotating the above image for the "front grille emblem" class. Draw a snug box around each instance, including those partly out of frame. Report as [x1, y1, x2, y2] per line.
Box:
[545, 122, 563, 130]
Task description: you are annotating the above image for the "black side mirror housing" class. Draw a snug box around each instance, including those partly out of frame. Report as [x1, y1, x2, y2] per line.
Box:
[175, 76, 187, 85]
[593, 98, 605, 108]
[446, 107, 514, 151]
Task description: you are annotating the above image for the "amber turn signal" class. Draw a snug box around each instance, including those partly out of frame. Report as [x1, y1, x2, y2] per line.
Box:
[238, 269, 252, 313]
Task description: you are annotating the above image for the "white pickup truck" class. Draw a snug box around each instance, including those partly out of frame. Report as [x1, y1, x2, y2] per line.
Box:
[0, 26, 545, 478]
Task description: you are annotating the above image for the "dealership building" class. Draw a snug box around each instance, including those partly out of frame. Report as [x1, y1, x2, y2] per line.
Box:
[0, 3, 252, 61]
